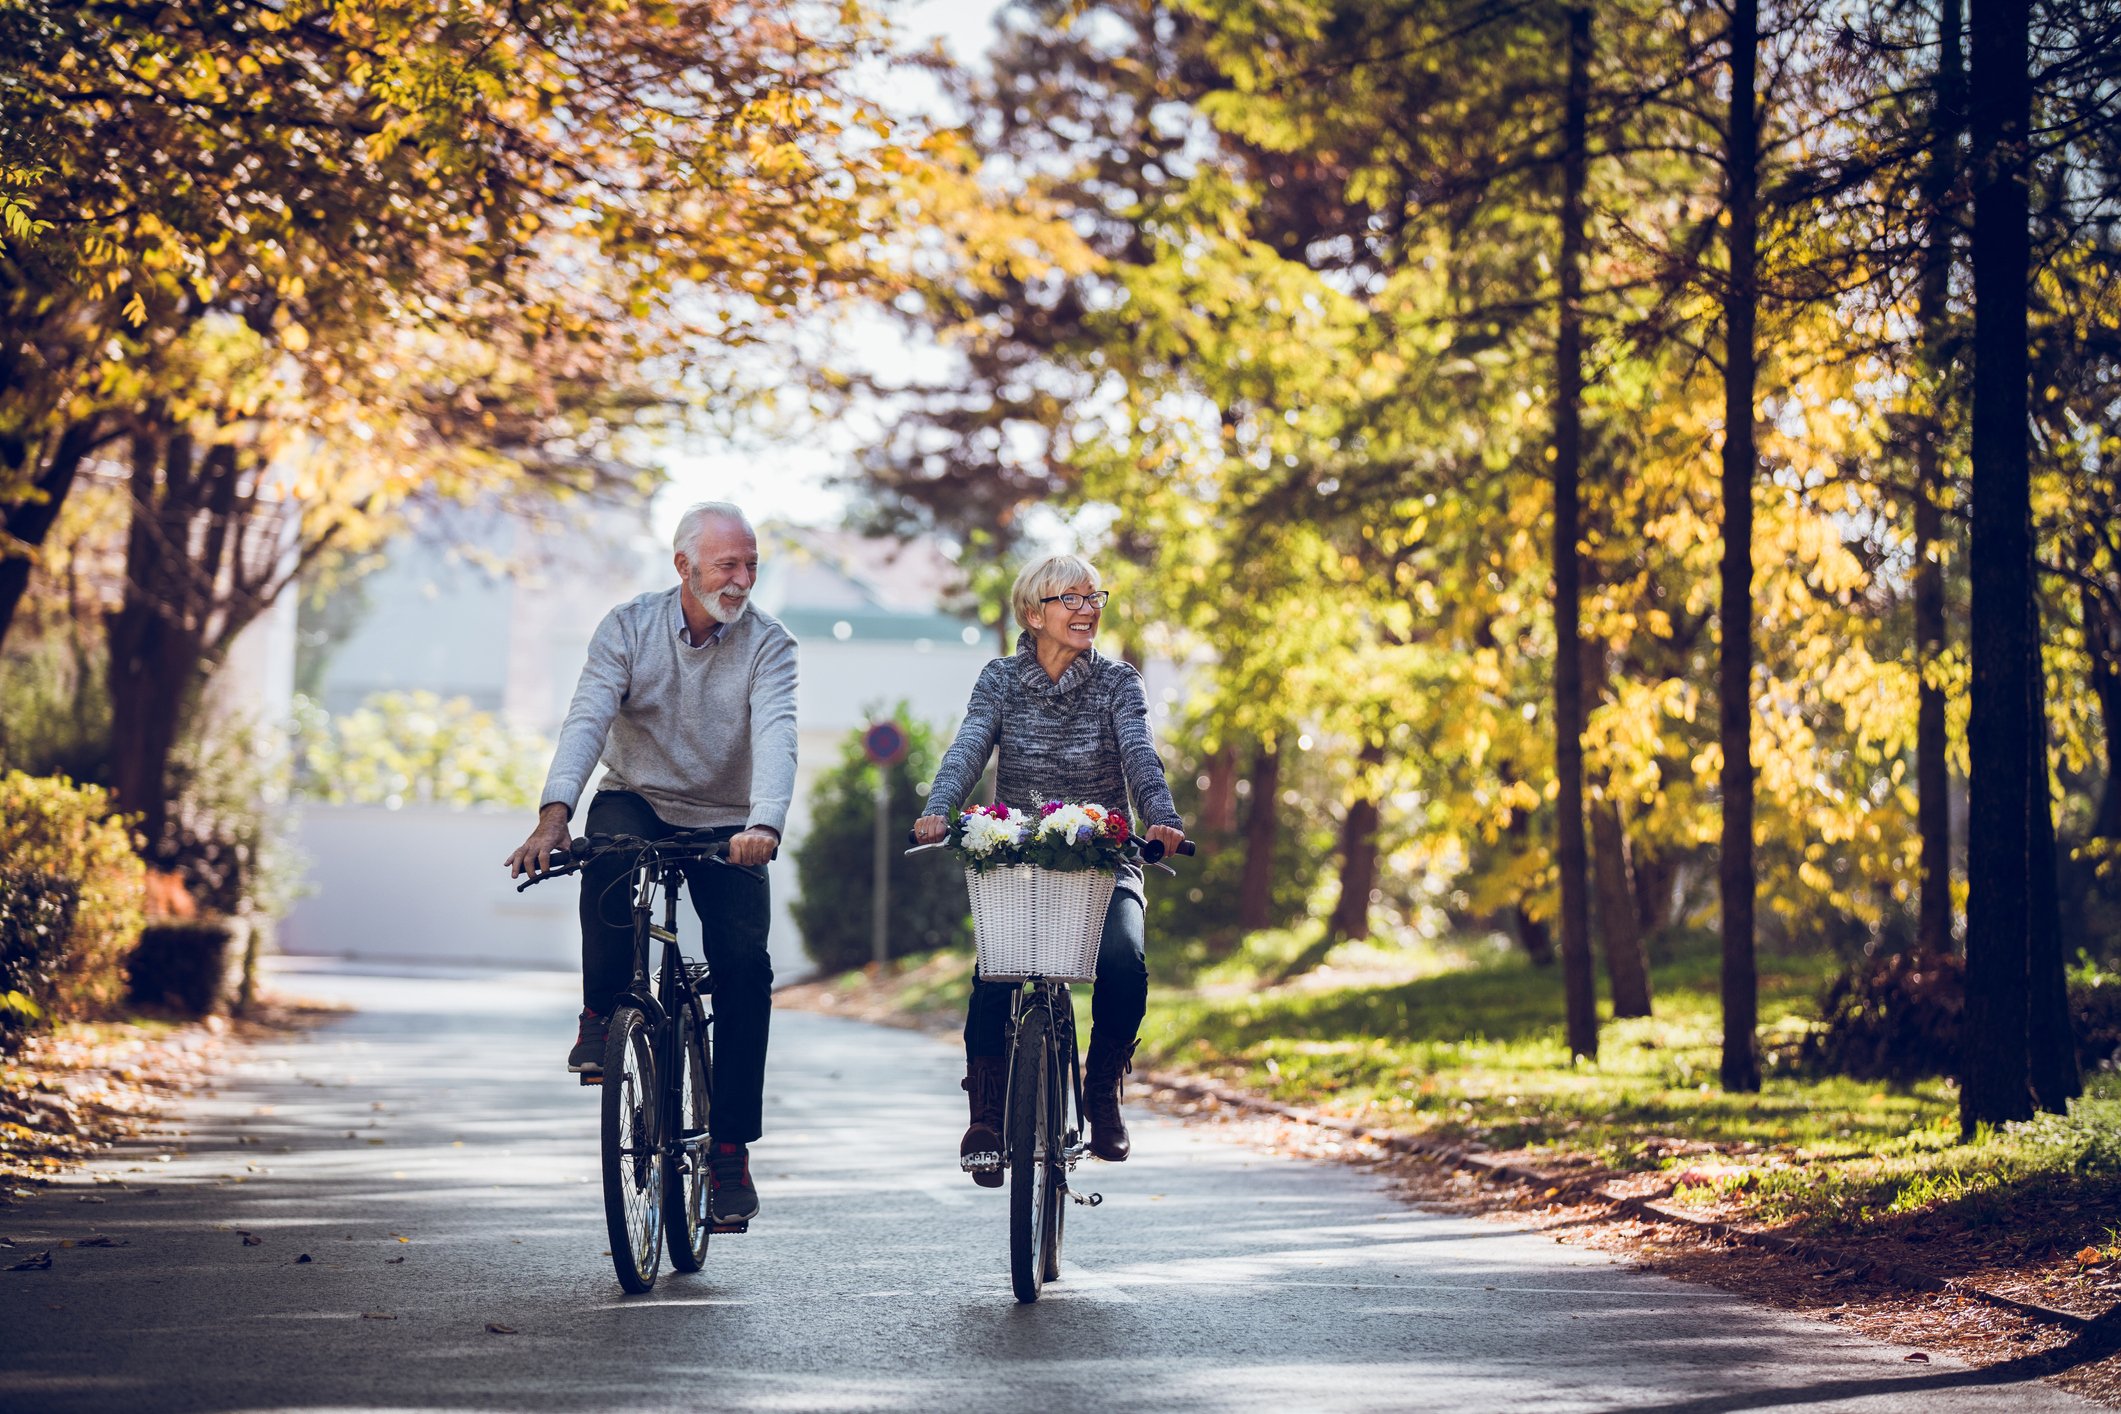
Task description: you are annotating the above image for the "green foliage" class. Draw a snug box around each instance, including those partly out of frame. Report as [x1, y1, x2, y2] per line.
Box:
[292, 691, 549, 811]
[793, 713, 972, 974]
[0, 632, 109, 782]
[162, 712, 305, 920]
[1801, 950, 1967, 1084]
[0, 772, 146, 1022]
[0, 867, 78, 1043]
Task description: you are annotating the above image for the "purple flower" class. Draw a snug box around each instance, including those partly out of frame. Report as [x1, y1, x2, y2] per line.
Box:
[1075, 824, 1093, 842]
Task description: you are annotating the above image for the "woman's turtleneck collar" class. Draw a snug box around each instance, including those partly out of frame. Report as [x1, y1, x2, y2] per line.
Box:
[1014, 629, 1099, 696]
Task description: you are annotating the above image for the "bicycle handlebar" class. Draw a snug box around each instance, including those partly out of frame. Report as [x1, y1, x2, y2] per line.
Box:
[515, 829, 772, 892]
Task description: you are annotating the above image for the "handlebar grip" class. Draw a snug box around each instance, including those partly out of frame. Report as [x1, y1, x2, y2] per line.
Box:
[906, 829, 921, 847]
[1140, 838, 1196, 864]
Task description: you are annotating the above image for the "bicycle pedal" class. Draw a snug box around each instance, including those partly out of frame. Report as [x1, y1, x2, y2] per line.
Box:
[959, 1151, 1002, 1173]
[1067, 1189, 1103, 1207]
[578, 1072, 603, 1087]
[709, 1220, 749, 1234]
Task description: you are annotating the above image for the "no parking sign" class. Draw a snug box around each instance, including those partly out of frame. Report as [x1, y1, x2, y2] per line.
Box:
[862, 720, 907, 767]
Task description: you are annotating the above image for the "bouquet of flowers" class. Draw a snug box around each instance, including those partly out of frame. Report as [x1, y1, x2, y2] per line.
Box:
[946, 799, 1132, 875]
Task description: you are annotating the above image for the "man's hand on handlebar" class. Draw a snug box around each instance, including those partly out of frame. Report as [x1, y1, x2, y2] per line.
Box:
[912, 814, 948, 845]
[726, 826, 780, 868]
[1145, 823, 1186, 856]
[507, 803, 573, 879]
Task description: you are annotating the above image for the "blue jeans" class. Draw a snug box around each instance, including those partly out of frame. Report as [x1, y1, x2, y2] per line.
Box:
[963, 889, 1146, 1059]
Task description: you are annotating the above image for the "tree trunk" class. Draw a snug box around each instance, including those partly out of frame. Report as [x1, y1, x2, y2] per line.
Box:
[1200, 744, 1239, 835]
[1633, 845, 1678, 939]
[1516, 906, 1557, 968]
[1591, 799, 1654, 1017]
[1327, 740, 1385, 944]
[1553, 3, 1599, 1060]
[1719, 0, 1762, 1094]
[2027, 611, 2080, 1112]
[2087, 586, 2121, 840]
[0, 419, 103, 650]
[1961, 0, 2037, 1134]
[1238, 742, 1281, 931]
[1914, 0, 1964, 958]
[107, 426, 211, 852]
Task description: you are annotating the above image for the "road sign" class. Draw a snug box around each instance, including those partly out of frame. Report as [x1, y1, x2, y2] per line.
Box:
[862, 720, 907, 767]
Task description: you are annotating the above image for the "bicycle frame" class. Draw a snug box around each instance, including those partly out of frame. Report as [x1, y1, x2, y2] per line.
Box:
[603, 851, 716, 1179]
[1001, 979, 1088, 1186]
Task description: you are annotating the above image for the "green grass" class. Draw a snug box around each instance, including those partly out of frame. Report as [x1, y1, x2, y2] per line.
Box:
[1135, 937, 2121, 1247]
[840, 934, 2121, 1254]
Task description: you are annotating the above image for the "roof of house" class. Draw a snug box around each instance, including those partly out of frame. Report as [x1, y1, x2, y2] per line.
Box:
[759, 525, 988, 645]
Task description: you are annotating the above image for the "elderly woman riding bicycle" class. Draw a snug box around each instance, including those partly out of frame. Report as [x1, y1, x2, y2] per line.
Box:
[915, 553, 1186, 1183]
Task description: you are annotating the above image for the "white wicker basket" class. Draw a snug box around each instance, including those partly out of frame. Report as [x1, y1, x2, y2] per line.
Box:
[964, 865, 1117, 983]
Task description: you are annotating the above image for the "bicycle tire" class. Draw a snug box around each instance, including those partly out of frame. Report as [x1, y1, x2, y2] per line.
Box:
[1040, 1048, 1066, 1283]
[1008, 1004, 1049, 1303]
[601, 1006, 664, 1294]
[664, 999, 712, 1273]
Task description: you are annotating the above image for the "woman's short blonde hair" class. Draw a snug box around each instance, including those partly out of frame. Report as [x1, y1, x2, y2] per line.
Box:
[1011, 553, 1102, 630]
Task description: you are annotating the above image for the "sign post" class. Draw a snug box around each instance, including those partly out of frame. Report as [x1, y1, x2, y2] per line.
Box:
[862, 721, 908, 970]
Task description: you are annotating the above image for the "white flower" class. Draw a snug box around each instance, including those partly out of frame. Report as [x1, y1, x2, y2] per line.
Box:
[1036, 804, 1096, 841]
[960, 810, 1025, 857]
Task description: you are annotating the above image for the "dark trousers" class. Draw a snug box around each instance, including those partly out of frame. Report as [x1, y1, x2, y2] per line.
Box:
[579, 791, 774, 1145]
[964, 889, 1146, 1060]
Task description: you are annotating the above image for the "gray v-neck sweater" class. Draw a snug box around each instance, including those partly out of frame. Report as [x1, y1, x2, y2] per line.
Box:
[538, 586, 800, 833]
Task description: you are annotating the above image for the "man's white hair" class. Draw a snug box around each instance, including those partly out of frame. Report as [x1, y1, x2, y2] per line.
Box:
[672, 501, 753, 557]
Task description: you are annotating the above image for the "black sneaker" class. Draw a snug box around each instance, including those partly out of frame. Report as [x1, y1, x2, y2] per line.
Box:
[567, 1009, 608, 1073]
[708, 1142, 759, 1223]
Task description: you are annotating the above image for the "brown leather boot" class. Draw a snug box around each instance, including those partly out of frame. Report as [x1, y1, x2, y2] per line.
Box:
[1084, 1035, 1136, 1162]
[960, 1055, 1006, 1188]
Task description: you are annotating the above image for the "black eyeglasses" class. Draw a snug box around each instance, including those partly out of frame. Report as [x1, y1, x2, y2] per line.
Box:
[1039, 591, 1110, 611]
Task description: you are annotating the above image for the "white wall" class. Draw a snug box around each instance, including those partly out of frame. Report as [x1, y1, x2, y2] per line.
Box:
[280, 804, 585, 972]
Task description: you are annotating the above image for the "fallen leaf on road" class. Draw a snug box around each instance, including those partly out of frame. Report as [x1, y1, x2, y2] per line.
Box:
[240, 1232, 263, 1246]
[8, 1251, 53, 1271]
[74, 1196, 105, 1204]
[1905, 1352, 1930, 1363]
[296, 1254, 312, 1264]
[2076, 1246, 2104, 1265]
[61, 1236, 124, 1248]
[361, 1311, 395, 1320]
[485, 1323, 517, 1335]
[393, 1235, 410, 1243]
[385, 1255, 405, 1264]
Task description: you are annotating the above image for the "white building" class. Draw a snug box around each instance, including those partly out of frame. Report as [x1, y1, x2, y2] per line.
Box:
[277, 510, 992, 982]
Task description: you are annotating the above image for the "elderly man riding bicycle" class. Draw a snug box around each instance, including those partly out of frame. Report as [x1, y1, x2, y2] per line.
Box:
[506, 500, 796, 1227]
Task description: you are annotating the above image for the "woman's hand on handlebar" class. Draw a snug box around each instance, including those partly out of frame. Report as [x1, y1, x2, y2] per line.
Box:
[912, 814, 949, 845]
[1145, 823, 1186, 856]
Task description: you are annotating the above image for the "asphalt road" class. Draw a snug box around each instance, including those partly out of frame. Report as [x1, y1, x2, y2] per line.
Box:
[0, 961, 2096, 1413]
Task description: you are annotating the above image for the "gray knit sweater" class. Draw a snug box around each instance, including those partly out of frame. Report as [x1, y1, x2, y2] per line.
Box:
[539, 587, 799, 833]
[926, 634, 1182, 895]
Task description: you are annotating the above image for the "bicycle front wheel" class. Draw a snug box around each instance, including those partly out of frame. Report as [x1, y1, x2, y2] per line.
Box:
[1007, 1004, 1050, 1304]
[664, 999, 713, 1273]
[601, 1005, 665, 1294]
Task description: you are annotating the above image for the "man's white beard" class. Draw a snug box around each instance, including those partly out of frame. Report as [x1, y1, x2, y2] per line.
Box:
[697, 579, 750, 626]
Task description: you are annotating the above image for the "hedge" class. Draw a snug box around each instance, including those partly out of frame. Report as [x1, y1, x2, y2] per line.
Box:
[0, 771, 147, 1030]
[793, 714, 972, 973]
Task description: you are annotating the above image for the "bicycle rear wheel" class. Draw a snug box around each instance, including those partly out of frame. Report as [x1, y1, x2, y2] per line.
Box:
[664, 998, 713, 1273]
[1040, 1054, 1067, 1283]
[601, 1005, 664, 1294]
[1007, 1004, 1050, 1303]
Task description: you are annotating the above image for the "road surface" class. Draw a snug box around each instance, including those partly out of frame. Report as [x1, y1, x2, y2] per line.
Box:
[0, 962, 2095, 1412]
